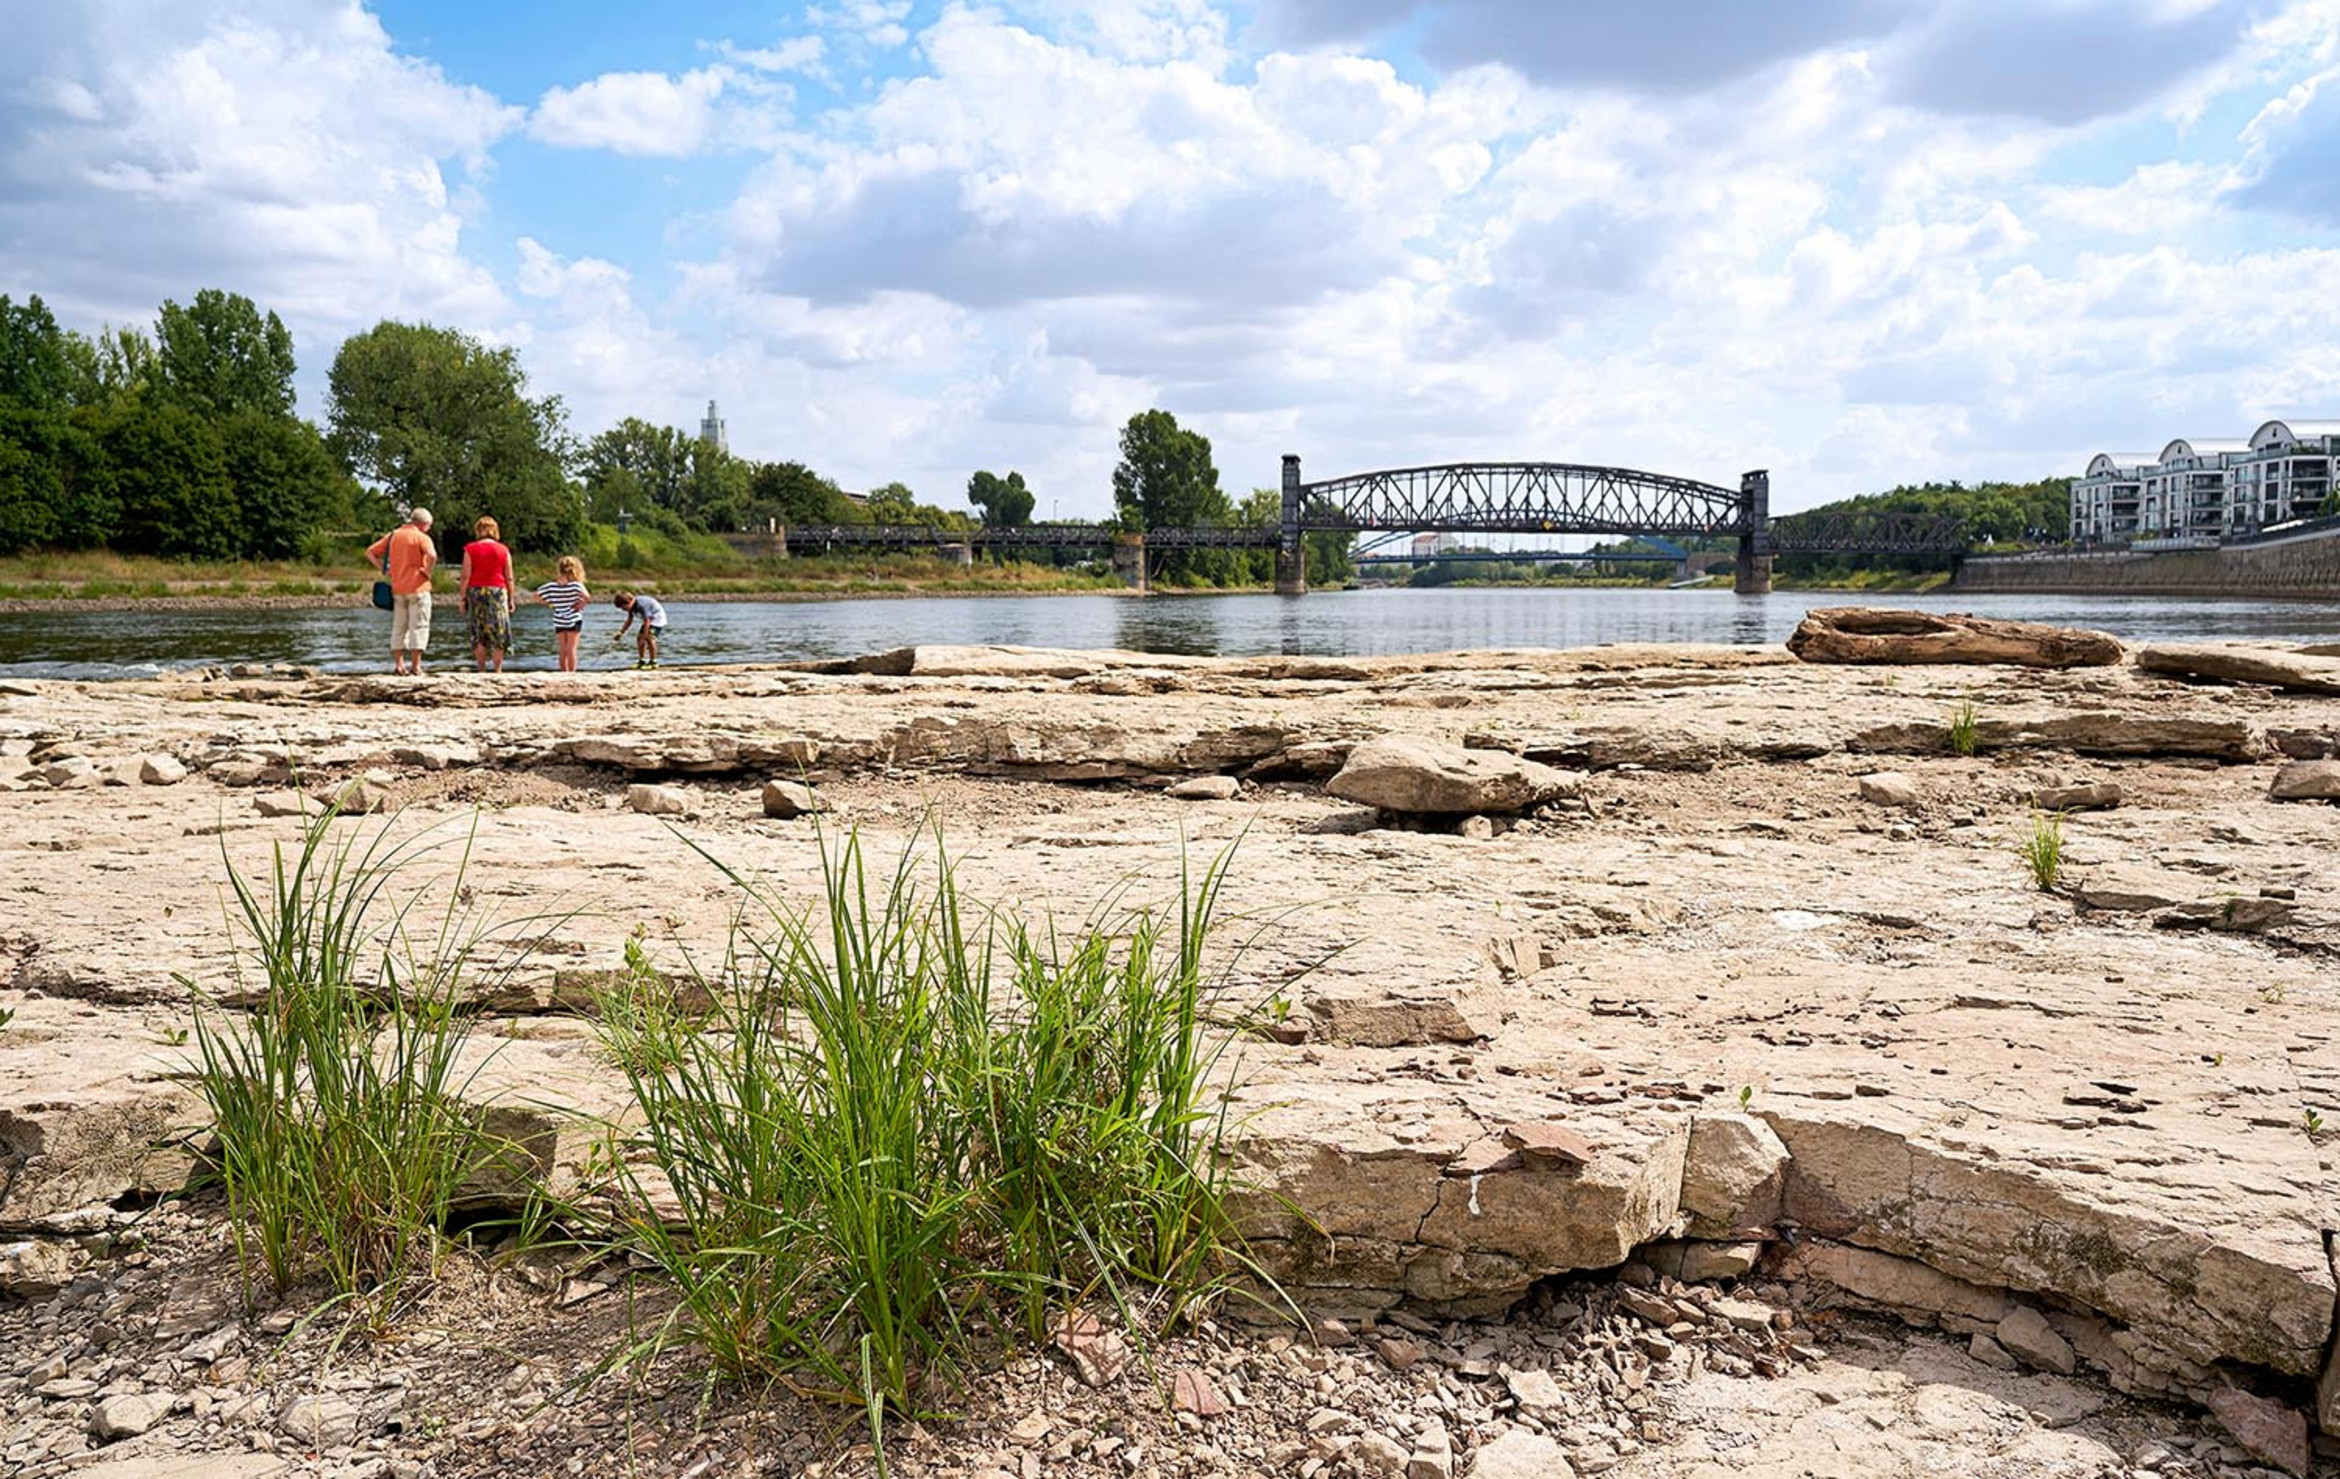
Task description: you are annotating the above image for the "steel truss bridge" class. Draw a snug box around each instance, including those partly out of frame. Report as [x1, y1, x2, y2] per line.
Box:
[777, 456, 1968, 594]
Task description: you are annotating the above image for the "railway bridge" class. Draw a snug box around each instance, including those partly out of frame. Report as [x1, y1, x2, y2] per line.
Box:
[775, 454, 1969, 595]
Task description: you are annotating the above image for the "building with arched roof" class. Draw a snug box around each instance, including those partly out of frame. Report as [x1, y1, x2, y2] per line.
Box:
[2072, 453, 2153, 544]
[2072, 421, 2340, 545]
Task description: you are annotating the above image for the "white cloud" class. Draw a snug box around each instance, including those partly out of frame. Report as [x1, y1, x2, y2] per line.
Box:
[17, 0, 2340, 521]
[0, 0, 519, 401]
[529, 66, 781, 157]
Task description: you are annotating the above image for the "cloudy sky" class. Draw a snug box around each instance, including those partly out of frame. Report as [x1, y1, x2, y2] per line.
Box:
[6, 0, 2339, 516]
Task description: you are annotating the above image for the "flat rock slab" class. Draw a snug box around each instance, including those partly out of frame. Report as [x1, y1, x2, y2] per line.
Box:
[5, 645, 2340, 1437]
[2139, 643, 2340, 696]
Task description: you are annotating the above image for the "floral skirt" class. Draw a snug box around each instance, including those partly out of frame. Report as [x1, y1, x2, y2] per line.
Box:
[464, 587, 510, 653]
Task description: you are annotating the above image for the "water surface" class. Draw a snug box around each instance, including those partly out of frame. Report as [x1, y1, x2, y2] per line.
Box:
[4, 587, 2336, 680]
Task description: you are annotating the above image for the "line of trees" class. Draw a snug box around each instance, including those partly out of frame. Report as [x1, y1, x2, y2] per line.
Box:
[1772, 478, 2069, 580]
[0, 291, 355, 559]
[1, 287, 1359, 588]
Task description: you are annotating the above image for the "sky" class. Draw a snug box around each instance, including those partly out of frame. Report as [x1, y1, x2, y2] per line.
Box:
[6, 0, 2340, 518]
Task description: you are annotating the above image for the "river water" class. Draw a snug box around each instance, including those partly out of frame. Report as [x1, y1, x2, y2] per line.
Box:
[4, 588, 2337, 679]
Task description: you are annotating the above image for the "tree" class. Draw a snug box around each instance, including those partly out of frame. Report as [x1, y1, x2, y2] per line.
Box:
[582, 418, 691, 524]
[60, 326, 157, 410]
[326, 322, 582, 551]
[1113, 410, 1237, 583]
[0, 295, 71, 415]
[155, 289, 296, 419]
[222, 409, 353, 559]
[1111, 410, 1221, 533]
[102, 400, 240, 559]
[681, 442, 751, 531]
[967, 469, 1035, 527]
[746, 460, 858, 527]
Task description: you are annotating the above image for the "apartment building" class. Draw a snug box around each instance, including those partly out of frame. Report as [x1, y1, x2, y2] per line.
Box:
[2074, 419, 2340, 546]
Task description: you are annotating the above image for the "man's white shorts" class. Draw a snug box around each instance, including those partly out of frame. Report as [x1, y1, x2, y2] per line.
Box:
[391, 591, 433, 652]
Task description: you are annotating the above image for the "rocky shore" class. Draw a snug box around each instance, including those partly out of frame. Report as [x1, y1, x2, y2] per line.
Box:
[4, 626, 2339, 1478]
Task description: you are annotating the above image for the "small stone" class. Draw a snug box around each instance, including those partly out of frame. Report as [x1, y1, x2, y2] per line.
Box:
[1464, 1428, 1575, 1479]
[1711, 1297, 1774, 1332]
[1502, 1121, 1595, 1167]
[1857, 771, 1920, 808]
[627, 783, 691, 817]
[1968, 1333, 2020, 1371]
[1677, 1242, 1763, 1283]
[253, 790, 321, 818]
[1502, 1365, 1567, 1411]
[1356, 1432, 1410, 1475]
[139, 754, 188, 785]
[1051, 1311, 1132, 1387]
[1166, 775, 1239, 801]
[1376, 1336, 1426, 1371]
[279, 1394, 361, 1449]
[1171, 1368, 1228, 1418]
[1409, 1418, 1455, 1479]
[1008, 1412, 1053, 1445]
[2035, 781, 2121, 811]
[2206, 1387, 2310, 1477]
[1305, 1408, 1356, 1436]
[1995, 1307, 2077, 1375]
[327, 778, 394, 815]
[2268, 760, 2340, 803]
[760, 779, 827, 818]
[0, 1239, 75, 1298]
[89, 1392, 167, 1442]
[1456, 814, 1496, 840]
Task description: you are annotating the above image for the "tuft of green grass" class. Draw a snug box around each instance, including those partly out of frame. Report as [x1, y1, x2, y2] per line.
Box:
[187, 812, 518, 1329]
[1947, 697, 1980, 757]
[586, 928, 702, 1074]
[601, 827, 1255, 1431]
[2020, 811, 2065, 891]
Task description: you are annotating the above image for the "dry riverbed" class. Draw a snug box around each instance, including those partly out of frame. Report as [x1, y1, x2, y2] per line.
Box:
[3, 638, 2339, 1478]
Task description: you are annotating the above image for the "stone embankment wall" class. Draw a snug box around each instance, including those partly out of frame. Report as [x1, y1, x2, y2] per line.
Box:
[1955, 525, 2340, 597]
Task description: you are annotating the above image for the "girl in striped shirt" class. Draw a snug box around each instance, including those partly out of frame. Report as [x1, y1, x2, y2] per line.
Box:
[530, 556, 591, 672]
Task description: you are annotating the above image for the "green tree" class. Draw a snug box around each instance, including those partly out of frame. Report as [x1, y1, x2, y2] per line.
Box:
[1113, 409, 1234, 583]
[967, 469, 1035, 526]
[326, 321, 582, 552]
[155, 289, 296, 419]
[103, 400, 240, 559]
[60, 326, 158, 410]
[746, 461, 859, 527]
[681, 442, 750, 531]
[582, 417, 691, 524]
[1112, 410, 1221, 533]
[0, 295, 72, 414]
[223, 409, 353, 558]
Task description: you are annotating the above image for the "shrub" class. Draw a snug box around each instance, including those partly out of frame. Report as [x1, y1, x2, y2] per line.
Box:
[603, 830, 1250, 1426]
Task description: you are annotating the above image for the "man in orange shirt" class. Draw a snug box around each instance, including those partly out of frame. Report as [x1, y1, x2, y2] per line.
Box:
[365, 508, 439, 675]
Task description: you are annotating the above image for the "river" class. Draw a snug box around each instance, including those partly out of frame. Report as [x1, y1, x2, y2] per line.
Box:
[4, 587, 2338, 679]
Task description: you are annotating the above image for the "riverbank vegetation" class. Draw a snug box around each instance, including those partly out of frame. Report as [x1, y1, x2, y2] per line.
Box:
[187, 810, 1256, 1432]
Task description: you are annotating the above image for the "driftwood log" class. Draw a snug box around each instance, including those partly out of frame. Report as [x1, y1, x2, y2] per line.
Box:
[1786, 607, 2122, 668]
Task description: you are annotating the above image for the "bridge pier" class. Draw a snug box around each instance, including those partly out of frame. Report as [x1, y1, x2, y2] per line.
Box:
[941, 541, 973, 568]
[1112, 533, 1147, 592]
[1278, 453, 1308, 596]
[1275, 545, 1307, 597]
[1735, 469, 1772, 595]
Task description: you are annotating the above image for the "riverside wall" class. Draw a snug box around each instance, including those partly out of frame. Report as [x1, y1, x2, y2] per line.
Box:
[1954, 523, 2340, 598]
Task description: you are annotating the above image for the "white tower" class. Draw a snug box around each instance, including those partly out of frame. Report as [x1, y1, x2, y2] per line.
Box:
[699, 399, 727, 453]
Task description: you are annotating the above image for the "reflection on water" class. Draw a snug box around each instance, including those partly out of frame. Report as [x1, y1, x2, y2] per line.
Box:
[4, 586, 2340, 679]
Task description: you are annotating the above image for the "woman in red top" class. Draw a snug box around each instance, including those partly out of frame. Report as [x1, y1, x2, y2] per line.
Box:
[459, 515, 515, 673]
